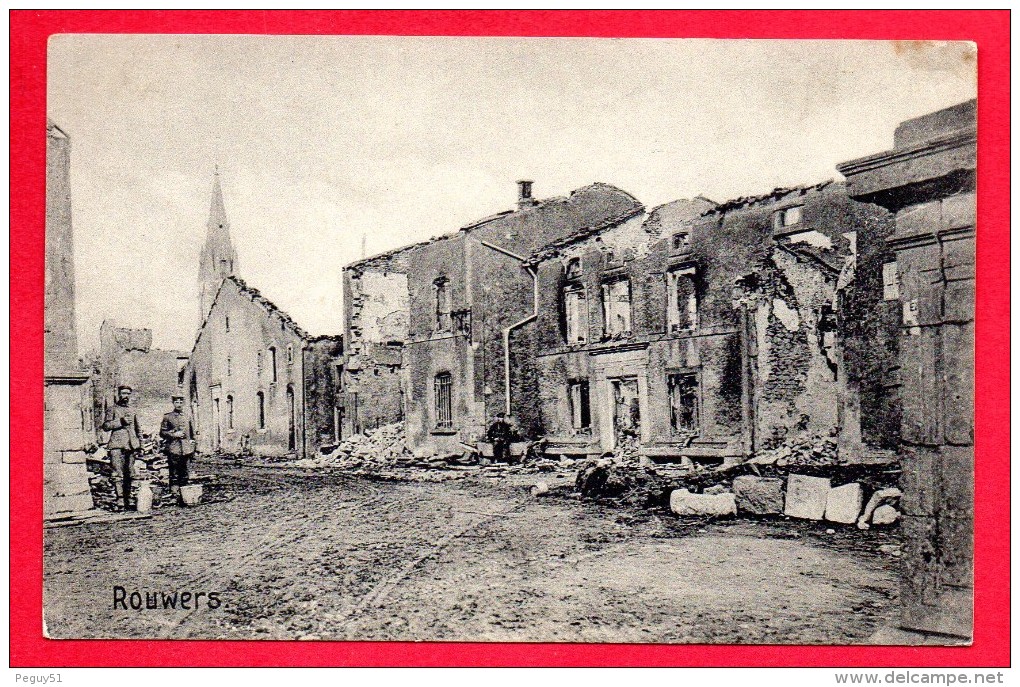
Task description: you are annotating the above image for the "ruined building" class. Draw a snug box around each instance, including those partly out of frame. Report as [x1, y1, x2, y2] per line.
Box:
[341, 182, 645, 453]
[44, 120, 95, 517]
[93, 320, 189, 438]
[527, 182, 896, 464]
[184, 175, 343, 458]
[839, 99, 976, 639]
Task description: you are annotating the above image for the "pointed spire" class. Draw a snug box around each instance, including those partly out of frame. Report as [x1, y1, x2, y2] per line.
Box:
[208, 166, 229, 233]
[199, 167, 238, 321]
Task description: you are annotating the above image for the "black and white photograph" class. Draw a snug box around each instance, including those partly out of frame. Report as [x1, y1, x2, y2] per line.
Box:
[43, 36, 976, 645]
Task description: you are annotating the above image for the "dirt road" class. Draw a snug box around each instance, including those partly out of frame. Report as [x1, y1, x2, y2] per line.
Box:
[44, 462, 900, 643]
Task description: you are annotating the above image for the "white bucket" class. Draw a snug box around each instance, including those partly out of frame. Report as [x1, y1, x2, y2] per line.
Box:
[135, 482, 153, 513]
[179, 484, 203, 507]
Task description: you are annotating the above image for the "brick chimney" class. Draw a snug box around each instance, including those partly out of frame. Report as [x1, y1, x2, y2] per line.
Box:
[517, 180, 537, 209]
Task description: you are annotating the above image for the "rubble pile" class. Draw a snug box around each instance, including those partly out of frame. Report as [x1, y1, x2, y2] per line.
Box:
[565, 430, 901, 526]
[749, 432, 839, 467]
[293, 423, 473, 481]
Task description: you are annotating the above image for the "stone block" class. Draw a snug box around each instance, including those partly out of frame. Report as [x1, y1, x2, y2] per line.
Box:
[943, 281, 975, 324]
[940, 193, 975, 231]
[938, 445, 974, 517]
[937, 514, 973, 588]
[941, 325, 974, 445]
[44, 492, 95, 516]
[899, 329, 943, 445]
[784, 474, 831, 520]
[872, 505, 900, 525]
[899, 446, 937, 517]
[732, 476, 784, 515]
[825, 482, 863, 524]
[894, 200, 940, 241]
[669, 489, 736, 517]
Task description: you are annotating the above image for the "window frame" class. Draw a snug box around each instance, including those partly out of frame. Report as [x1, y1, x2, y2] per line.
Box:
[774, 205, 804, 230]
[666, 265, 699, 334]
[601, 277, 633, 337]
[667, 370, 701, 435]
[567, 379, 591, 431]
[563, 285, 588, 344]
[434, 277, 452, 333]
[433, 371, 454, 430]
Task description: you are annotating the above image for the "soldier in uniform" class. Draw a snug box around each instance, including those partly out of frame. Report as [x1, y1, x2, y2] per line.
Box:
[101, 385, 142, 511]
[486, 412, 515, 464]
[160, 394, 196, 503]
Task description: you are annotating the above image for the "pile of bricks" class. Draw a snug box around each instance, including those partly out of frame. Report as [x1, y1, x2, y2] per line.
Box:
[749, 431, 839, 467]
[294, 423, 473, 481]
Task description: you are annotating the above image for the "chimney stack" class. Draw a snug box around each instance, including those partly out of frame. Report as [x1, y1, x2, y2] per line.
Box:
[517, 180, 537, 209]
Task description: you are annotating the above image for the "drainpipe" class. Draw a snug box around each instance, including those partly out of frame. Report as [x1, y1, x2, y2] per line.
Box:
[301, 343, 308, 460]
[479, 240, 539, 416]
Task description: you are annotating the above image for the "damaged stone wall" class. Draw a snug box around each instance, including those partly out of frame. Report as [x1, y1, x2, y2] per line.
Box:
[94, 320, 188, 438]
[722, 182, 894, 460]
[531, 197, 748, 460]
[530, 182, 896, 465]
[340, 253, 412, 437]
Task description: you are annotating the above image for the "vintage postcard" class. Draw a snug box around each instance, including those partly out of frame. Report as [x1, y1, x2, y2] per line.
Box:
[41, 33, 978, 646]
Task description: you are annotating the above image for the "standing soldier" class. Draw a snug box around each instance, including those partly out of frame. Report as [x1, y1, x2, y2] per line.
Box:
[486, 412, 514, 465]
[102, 385, 142, 511]
[160, 394, 196, 503]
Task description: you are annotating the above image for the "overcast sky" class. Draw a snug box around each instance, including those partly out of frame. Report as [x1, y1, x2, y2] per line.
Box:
[47, 36, 976, 353]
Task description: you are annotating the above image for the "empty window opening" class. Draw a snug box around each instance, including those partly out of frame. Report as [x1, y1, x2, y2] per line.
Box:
[774, 206, 803, 229]
[564, 288, 588, 343]
[435, 277, 451, 331]
[667, 267, 698, 332]
[568, 380, 591, 430]
[601, 279, 632, 336]
[668, 372, 699, 433]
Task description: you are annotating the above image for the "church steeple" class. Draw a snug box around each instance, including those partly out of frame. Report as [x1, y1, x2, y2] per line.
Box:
[198, 168, 238, 322]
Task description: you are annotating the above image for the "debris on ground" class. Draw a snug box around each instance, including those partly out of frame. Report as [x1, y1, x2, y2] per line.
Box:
[288, 423, 474, 482]
[86, 445, 222, 512]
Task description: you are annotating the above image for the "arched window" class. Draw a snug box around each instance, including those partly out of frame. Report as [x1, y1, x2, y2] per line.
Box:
[256, 391, 265, 429]
[268, 346, 277, 382]
[226, 395, 234, 429]
[287, 343, 294, 365]
[434, 372, 453, 429]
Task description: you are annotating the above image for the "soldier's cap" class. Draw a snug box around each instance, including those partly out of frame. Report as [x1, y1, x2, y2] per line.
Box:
[171, 394, 185, 400]
[117, 385, 133, 392]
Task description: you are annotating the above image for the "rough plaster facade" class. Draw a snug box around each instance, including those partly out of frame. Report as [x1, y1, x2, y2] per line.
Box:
[341, 182, 644, 454]
[839, 99, 975, 639]
[44, 120, 94, 516]
[529, 183, 896, 464]
[184, 276, 341, 459]
[93, 321, 188, 439]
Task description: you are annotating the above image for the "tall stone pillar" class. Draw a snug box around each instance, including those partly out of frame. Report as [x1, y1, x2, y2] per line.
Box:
[45, 120, 94, 518]
[838, 100, 975, 639]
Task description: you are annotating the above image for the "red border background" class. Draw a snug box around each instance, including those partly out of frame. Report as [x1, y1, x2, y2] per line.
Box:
[10, 10, 1010, 668]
